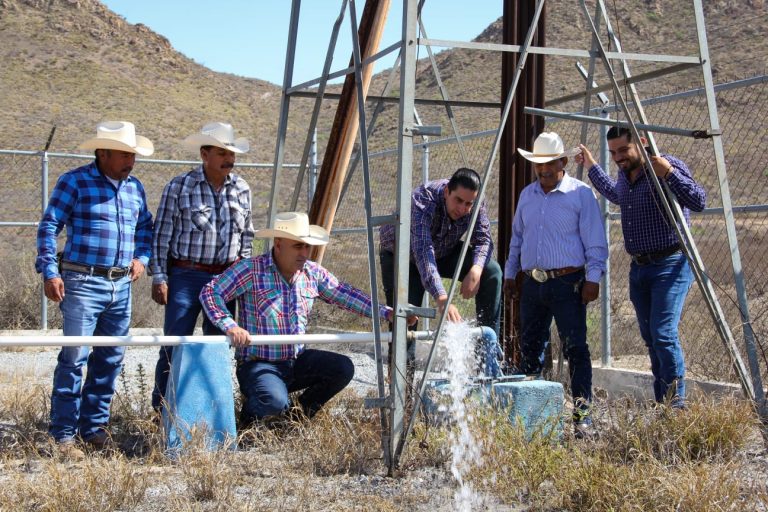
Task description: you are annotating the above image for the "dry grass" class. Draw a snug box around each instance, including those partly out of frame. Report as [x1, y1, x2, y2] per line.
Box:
[0, 364, 764, 510]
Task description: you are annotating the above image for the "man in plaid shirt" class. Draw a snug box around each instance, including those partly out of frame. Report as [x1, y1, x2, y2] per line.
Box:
[35, 121, 154, 458]
[577, 127, 706, 408]
[379, 168, 502, 364]
[149, 122, 254, 412]
[201, 212, 413, 424]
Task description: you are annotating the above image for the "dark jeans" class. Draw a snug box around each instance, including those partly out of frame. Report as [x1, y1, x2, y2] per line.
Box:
[152, 267, 234, 411]
[629, 252, 692, 405]
[236, 349, 355, 422]
[519, 271, 592, 409]
[379, 244, 502, 338]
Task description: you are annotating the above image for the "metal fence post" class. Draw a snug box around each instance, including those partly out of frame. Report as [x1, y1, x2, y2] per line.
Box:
[308, 128, 318, 205]
[421, 142, 430, 331]
[40, 151, 49, 330]
[598, 110, 611, 367]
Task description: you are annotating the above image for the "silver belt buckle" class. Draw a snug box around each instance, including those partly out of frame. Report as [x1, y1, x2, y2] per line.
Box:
[530, 268, 548, 283]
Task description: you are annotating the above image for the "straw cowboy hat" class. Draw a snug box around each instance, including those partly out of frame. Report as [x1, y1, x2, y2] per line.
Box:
[254, 212, 329, 246]
[517, 132, 579, 163]
[79, 121, 154, 156]
[183, 122, 249, 154]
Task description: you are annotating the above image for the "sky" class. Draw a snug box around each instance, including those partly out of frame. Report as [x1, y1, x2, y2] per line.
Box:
[101, 1, 502, 85]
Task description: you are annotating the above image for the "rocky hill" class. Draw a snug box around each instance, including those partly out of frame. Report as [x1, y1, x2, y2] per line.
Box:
[0, 0, 765, 159]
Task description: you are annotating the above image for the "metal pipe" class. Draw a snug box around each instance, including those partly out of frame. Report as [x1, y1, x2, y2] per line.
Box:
[599, 111, 611, 367]
[0, 330, 438, 347]
[41, 151, 49, 330]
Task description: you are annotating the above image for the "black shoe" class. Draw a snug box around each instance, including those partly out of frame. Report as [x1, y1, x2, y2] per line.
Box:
[573, 413, 598, 440]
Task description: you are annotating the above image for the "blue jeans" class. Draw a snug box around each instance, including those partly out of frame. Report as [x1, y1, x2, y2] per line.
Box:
[49, 271, 131, 442]
[236, 349, 355, 422]
[519, 271, 592, 408]
[152, 267, 233, 410]
[629, 252, 693, 405]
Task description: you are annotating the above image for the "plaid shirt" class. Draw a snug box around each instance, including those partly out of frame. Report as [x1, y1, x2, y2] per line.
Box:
[149, 165, 254, 283]
[35, 162, 153, 280]
[200, 251, 391, 361]
[587, 155, 706, 255]
[379, 179, 493, 298]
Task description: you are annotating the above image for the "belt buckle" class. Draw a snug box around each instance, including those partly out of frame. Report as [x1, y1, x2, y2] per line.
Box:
[107, 267, 126, 280]
[530, 268, 548, 283]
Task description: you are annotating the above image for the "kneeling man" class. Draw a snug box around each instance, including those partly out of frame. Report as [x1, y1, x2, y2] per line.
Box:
[201, 212, 412, 424]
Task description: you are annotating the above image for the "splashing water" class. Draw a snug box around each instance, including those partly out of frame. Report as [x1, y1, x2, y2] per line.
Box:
[441, 321, 483, 511]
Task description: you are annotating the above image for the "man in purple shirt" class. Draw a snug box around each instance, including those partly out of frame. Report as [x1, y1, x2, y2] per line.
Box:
[379, 168, 502, 364]
[201, 212, 415, 426]
[577, 127, 706, 409]
[504, 132, 608, 438]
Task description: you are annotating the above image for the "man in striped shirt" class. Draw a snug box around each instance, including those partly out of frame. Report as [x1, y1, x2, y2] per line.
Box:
[577, 127, 706, 409]
[149, 122, 254, 412]
[201, 212, 413, 425]
[504, 132, 608, 438]
[35, 121, 154, 458]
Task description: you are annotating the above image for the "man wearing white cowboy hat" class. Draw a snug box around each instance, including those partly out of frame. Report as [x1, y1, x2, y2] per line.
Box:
[200, 212, 416, 425]
[577, 127, 706, 410]
[149, 122, 254, 412]
[503, 131, 608, 438]
[35, 121, 154, 458]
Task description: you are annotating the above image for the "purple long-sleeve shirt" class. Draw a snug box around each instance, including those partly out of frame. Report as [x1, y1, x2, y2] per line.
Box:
[379, 179, 493, 299]
[587, 155, 706, 255]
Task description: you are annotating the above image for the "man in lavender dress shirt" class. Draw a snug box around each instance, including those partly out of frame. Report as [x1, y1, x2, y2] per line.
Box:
[577, 127, 706, 409]
[504, 132, 608, 438]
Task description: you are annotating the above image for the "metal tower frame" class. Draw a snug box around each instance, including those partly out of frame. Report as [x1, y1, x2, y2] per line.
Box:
[267, 0, 766, 473]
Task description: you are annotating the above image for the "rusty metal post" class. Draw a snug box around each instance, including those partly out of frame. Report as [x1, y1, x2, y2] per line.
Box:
[499, 0, 546, 367]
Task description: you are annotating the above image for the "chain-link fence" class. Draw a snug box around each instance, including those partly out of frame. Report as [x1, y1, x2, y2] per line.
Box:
[1, 75, 766, 389]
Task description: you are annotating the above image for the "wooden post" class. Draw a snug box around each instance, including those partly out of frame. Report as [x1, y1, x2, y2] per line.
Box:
[309, 0, 391, 263]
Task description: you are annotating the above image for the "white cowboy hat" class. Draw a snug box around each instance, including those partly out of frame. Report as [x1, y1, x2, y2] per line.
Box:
[183, 122, 249, 154]
[79, 121, 154, 156]
[517, 132, 579, 163]
[254, 212, 329, 246]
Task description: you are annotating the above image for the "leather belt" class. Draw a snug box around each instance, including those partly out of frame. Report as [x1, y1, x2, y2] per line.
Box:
[170, 258, 236, 274]
[60, 261, 131, 280]
[525, 266, 582, 283]
[631, 244, 681, 266]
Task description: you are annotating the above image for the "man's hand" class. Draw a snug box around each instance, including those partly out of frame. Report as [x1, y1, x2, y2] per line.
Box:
[460, 264, 483, 299]
[151, 282, 168, 305]
[436, 295, 462, 323]
[44, 277, 65, 302]
[581, 281, 599, 304]
[503, 278, 519, 300]
[575, 144, 597, 169]
[650, 155, 674, 179]
[130, 259, 145, 282]
[226, 326, 251, 348]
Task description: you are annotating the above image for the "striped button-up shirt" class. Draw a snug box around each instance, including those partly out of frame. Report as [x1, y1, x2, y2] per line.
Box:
[200, 251, 391, 361]
[379, 179, 493, 299]
[149, 165, 254, 283]
[35, 162, 153, 280]
[504, 173, 608, 283]
[587, 155, 706, 255]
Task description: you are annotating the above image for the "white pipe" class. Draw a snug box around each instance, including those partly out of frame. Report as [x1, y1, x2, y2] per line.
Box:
[0, 330, 440, 347]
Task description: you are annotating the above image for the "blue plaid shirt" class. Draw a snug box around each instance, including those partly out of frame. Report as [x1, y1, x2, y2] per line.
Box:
[200, 251, 391, 361]
[587, 155, 706, 255]
[35, 162, 153, 280]
[379, 179, 493, 299]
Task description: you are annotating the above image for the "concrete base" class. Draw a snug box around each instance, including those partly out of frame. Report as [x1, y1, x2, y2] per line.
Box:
[162, 342, 236, 452]
[423, 377, 564, 438]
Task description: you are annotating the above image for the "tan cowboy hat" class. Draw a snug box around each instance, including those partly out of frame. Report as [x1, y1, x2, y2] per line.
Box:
[517, 132, 579, 163]
[254, 212, 329, 246]
[79, 121, 154, 156]
[183, 122, 249, 154]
